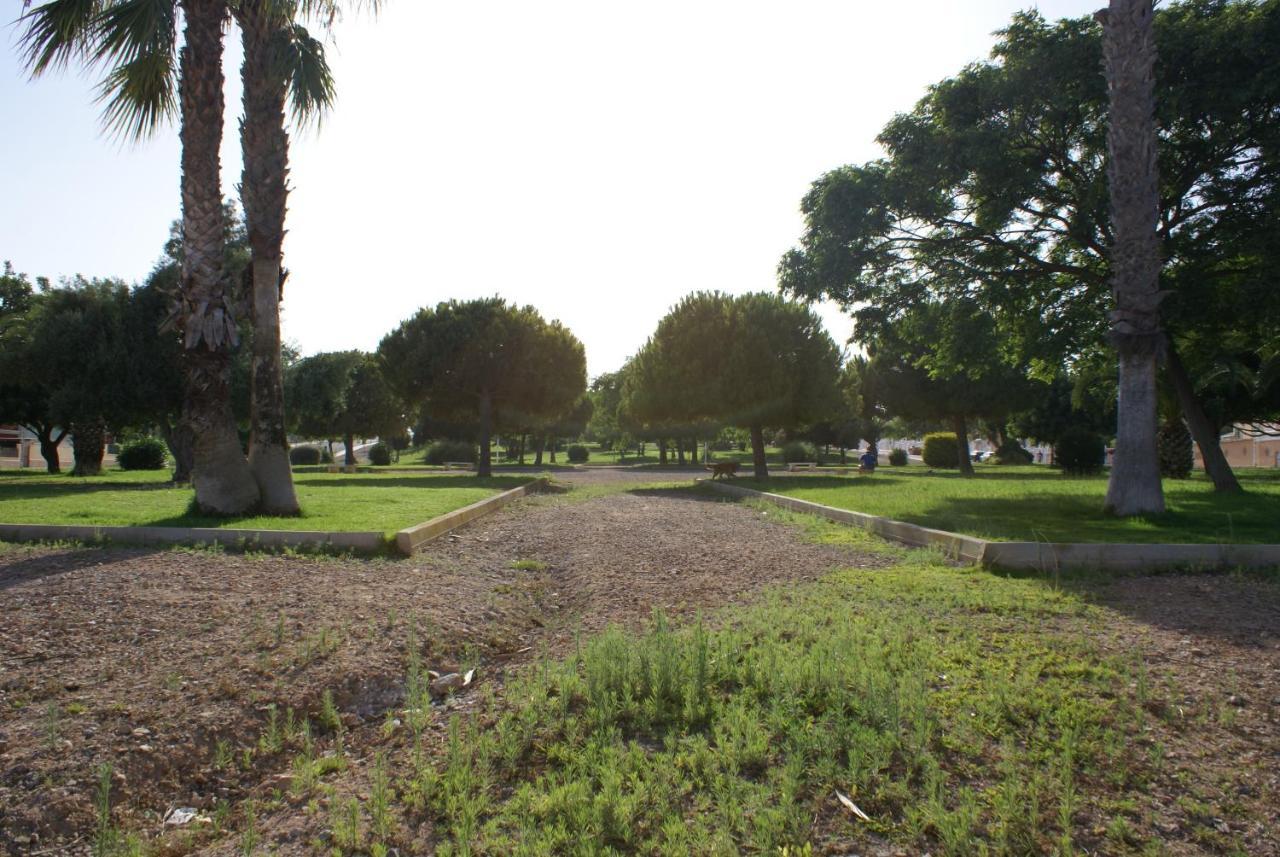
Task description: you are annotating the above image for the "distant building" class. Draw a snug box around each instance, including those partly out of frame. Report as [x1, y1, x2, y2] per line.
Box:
[1195, 424, 1280, 470]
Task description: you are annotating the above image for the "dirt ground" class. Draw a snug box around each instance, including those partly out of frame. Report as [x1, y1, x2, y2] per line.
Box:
[0, 467, 1277, 855]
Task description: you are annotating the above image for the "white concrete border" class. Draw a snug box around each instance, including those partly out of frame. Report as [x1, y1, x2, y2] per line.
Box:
[394, 477, 549, 555]
[702, 479, 1280, 572]
[0, 523, 386, 552]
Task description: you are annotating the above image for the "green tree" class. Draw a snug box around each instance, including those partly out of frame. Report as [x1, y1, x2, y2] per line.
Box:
[628, 292, 841, 479]
[378, 299, 587, 477]
[779, 0, 1279, 494]
[0, 279, 134, 476]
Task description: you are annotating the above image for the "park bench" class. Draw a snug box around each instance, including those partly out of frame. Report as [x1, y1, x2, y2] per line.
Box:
[787, 462, 818, 472]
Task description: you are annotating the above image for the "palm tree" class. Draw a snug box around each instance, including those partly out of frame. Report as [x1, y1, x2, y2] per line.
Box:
[235, 0, 335, 514]
[1098, 0, 1166, 516]
[19, 0, 261, 514]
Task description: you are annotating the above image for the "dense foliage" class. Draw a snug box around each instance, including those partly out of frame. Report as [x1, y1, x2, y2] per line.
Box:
[117, 437, 167, 470]
[922, 433, 960, 469]
[1055, 428, 1106, 476]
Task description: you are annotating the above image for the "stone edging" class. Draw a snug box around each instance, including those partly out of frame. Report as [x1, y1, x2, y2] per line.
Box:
[702, 479, 1280, 572]
[0, 523, 385, 553]
[394, 477, 549, 555]
[0, 478, 549, 557]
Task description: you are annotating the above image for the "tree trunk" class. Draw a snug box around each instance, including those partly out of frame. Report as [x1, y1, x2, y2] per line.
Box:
[519, 434, 527, 465]
[179, 0, 260, 515]
[343, 434, 355, 466]
[1100, 0, 1166, 516]
[549, 438, 556, 463]
[160, 417, 195, 484]
[71, 420, 106, 477]
[951, 415, 974, 476]
[749, 424, 768, 480]
[32, 425, 65, 474]
[534, 434, 545, 467]
[478, 392, 493, 477]
[659, 438, 668, 465]
[1166, 344, 1242, 493]
[675, 439, 685, 466]
[238, 3, 299, 515]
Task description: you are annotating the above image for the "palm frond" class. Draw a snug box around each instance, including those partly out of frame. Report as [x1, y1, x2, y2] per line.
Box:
[91, 0, 177, 140]
[274, 22, 336, 124]
[16, 0, 101, 77]
[96, 48, 177, 141]
[92, 0, 176, 67]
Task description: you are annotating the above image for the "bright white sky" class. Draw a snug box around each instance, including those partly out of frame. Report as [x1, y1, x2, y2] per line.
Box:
[2, 0, 1099, 378]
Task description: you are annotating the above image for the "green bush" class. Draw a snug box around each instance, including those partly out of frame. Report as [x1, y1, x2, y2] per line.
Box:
[922, 433, 960, 468]
[424, 439, 477, 465]
[994, 440, 1033, 465]
[888, 448, 908, 466]
[367, 442, 392, 466]
[289, 446, 321, 465]
[1158, 419, 1193, 479]
[566, 444, 589, 463]
[780, 441, 818, 464]
[1055, 427, 1105, 475]
[320, 447, 334, 464]
[117, 437, 167, 470]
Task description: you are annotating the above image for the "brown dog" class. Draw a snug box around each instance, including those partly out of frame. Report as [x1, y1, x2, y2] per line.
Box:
[706, 461, 740, 480]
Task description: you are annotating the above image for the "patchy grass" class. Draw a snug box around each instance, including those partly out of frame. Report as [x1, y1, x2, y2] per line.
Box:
[0, 469, 528, 535]
[374, 545, 1241, 854]
[757, 466, 1280, 544]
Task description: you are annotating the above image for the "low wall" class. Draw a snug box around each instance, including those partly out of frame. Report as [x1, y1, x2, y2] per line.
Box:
[394, 478, 549, 555]
[703, 480, 1280, 573]
[0, 523, 385, 552]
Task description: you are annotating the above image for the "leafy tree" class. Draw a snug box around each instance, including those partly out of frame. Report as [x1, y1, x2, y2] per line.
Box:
[627, 292, 841, 479]
[779, 0, 1280, 494]
[285, 350, 399, 465]
[20, 0, 262, 512]
[0, 279, 135, 475]
[378, 299, 587, 477]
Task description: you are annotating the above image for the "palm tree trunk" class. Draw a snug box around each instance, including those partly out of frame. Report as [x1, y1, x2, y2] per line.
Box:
[71, 419, 105, 477]
[159, 417, 195, 483]
[179, 0, 260, 515]
[1100, 0, 1166, 516]
[239, 2, 300, 515]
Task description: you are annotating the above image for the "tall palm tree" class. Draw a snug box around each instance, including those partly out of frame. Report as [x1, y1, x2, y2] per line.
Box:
[234, 0, 375, 513]
[19, 0, 261, 514]
[1098, 0, 1166, 516]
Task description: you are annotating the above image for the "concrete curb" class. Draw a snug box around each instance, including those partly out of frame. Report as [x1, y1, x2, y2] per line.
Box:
[0, 523, 386, 553]
[701, 479, 1280, 572]
[394, 477, 549, 555]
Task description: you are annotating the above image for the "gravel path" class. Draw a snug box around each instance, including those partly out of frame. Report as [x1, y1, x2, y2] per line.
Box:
[0, 471, 887, 853]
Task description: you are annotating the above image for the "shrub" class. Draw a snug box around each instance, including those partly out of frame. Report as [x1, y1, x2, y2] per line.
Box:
[1055, 427, 1105, 475]
[922, 433, 960, 468]
[320, 447, 334, 464]
[367, 442, 392, 466]
[888, 448, 908, 466]
[566, 444, 589, 463]
[424, 439, 477, 465]
[994, 440, 1033, 465]
[1158, 419, 1193, 478]
[289, 446, 321, 465]
[117, 437, 167, 470]
[781, 441, 818, 464]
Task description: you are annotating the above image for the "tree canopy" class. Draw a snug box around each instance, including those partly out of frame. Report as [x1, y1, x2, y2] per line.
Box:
[378, 298, 587, 476]
[626, 292, 841, 478]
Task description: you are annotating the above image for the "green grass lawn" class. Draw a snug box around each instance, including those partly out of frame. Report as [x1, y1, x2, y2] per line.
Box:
[758, 465, 1280, 544]
[0, 469, 528, 535]
[386, 518, 1261, 854]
